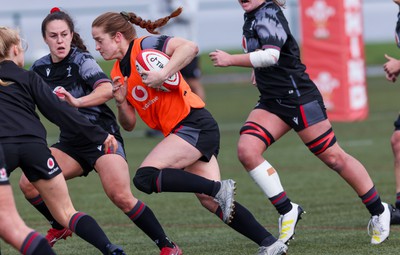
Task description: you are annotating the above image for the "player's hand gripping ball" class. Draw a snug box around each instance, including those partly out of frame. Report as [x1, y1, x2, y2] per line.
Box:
[135, 49, 181, 92]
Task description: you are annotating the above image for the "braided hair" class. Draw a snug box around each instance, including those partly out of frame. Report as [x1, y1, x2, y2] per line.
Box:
[92, 7, 182, 42]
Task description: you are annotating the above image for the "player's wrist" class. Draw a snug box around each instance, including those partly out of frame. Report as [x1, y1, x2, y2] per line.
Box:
[115, 99, 127, 107]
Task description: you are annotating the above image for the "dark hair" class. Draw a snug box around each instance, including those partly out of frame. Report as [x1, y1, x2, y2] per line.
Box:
[41, 8, 88, 52]
[92, 7, 182, 42]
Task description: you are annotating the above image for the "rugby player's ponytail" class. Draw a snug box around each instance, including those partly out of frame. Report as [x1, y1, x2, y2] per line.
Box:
[92, 7, 182, 42]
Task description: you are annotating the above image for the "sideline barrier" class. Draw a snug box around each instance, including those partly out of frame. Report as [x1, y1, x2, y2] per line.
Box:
[300, 0, 368, 121]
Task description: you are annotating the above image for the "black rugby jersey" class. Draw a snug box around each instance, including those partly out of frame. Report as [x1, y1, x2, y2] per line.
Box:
[242, 1, 320, 104]
[0, 60, 108, 145]
[31, 47, 122, 143]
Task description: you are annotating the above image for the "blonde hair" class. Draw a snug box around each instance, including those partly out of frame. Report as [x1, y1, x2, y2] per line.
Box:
[0, 26, 20, 61]
[92, 7, 182, 42]
[0, 26, 21, 86]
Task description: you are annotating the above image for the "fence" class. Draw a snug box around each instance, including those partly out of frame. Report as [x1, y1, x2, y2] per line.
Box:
[0, 0, 397, 62]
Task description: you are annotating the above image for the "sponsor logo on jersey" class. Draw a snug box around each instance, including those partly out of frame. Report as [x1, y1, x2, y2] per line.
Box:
[141, 96, 159, 111]
[66, 65, 72, 77]
[132, 85, 148, 102]
[0, 167, 8, 182]
[46, 68, 51, 77]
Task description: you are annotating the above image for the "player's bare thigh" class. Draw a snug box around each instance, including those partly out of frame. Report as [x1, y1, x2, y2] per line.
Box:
[50, 147, 84, 179]
[140, 133, 202, 169]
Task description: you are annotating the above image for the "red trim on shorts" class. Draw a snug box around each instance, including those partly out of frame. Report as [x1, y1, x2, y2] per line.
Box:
[156, 175, 161, 193]
[299, 105, 309, 128]
[173, 125, 184, 134]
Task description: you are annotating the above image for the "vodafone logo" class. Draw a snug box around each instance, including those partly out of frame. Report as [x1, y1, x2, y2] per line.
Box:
[47, 158, 55, 169]
[132, 86, 148, 102]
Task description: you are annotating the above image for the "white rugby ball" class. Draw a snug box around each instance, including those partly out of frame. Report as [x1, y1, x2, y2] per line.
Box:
[135, 49, 181, 92]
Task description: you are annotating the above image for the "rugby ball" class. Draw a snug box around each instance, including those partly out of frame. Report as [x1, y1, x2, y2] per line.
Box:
[135, 49, 181, 92]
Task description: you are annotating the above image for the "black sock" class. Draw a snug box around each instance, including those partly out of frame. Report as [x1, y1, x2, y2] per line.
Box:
[360, 186, 384, 216]
[215, 202, 275, 246]
[126, 201, 173, 249]
[269, 192, 292, 215]
[396, 192, 400, 209]
[68, 212, 110, 254]
[20, 231, 56, 255]
[159, 168, 220, 196]
[26, 195, 64, 229]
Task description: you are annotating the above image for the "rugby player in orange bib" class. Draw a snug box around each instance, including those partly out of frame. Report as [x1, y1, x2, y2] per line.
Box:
[91, 7, 288, 255]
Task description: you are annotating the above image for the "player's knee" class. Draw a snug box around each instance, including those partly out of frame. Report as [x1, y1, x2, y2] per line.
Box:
[133, 166, 160, 194]
[237, 143, 252, 164]
[238, 121, 274, 164]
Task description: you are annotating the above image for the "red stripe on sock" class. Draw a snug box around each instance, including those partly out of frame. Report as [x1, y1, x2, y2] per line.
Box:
[271, 192, 287, 205]
[69, 212, 85, 232]
[129, 203, 145, 220]
[363, 191, 377, 204]
[22, 232, 40, 255]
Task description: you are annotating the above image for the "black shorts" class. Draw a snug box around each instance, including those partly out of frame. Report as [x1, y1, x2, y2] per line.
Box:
[52, 139, 126, 176]
[181, 56, 201, 79]
[171, 108, 220, 162]
[256, 95, 328, 132]
[394, 115, 400, 131]
[0, 145, 9, 185]
[2, 142, 62, 182]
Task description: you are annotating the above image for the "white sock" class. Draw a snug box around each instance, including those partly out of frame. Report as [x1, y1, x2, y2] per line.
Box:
[249, 160, 284, 198]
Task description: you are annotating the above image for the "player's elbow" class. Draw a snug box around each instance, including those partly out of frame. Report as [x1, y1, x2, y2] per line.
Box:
[119, 118, 136, 131]
[122, 122, 135, 132]
[186, 41, 199, 58]
[249, 48, 280, 68]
